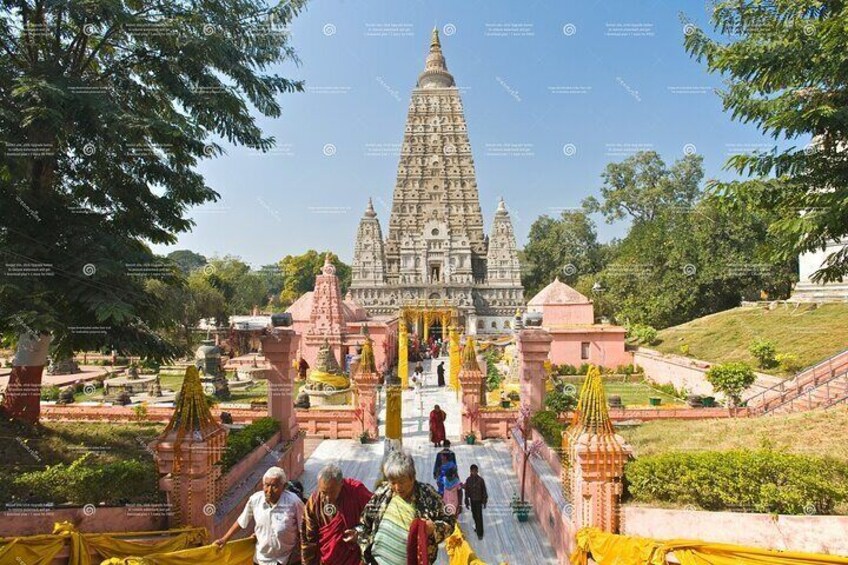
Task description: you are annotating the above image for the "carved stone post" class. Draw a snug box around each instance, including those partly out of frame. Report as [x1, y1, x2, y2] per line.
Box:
[458, 338, 484, 438]
[517, 329, 552, 413]
[565, 366, 633, 533]
[354, 339, 380, 439]
[260, 327, 304, 479]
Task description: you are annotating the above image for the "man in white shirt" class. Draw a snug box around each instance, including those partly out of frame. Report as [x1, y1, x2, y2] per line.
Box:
[215, 466, 304, 564]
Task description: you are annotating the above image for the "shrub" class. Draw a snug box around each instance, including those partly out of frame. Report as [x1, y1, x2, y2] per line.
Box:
[705, 362, 756, 407]
[220, 417, 280, 470]
[484, 350, 503, 392]
[615, 364, 641, 376]
[13, 453, 159, 505]
[578, 363, 591, 375]
[679, 344, 690, 356]
[40, 385, 60, 401]
[749, 339, 777, 369]
[555, 364, 578, 376]
[776, 353, 803, 374]
[545, 387, 577, 414]
[625, 450, 848, 515]
[627, 324, 658, 345]
[530, 410, 563, 448]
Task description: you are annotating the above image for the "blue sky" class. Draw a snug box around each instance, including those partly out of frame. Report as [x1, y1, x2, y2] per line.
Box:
[153, 0, 799, 267]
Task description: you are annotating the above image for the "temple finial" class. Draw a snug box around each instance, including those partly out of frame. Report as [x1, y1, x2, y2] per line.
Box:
[365, 197, 376, 218]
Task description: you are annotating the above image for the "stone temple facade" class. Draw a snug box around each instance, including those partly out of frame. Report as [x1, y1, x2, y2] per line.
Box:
[350, 29, 524, 335]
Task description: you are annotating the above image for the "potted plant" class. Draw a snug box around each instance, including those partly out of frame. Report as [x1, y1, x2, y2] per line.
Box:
[358, 431, 371, 444]
[464, 406, 480, 445]
[648, 397, 662, 406]
[512, 405, 543, 522]
[500, 390, 511, 408]
[510, 493, 532, 522]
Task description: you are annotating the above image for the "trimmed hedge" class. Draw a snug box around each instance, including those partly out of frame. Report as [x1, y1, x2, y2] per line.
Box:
[625, 450, 848, 515]
[12, 453, 159, 505]
[220, 417, 280, 470]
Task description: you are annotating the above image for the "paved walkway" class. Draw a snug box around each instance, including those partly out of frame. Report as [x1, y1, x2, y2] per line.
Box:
[300, 357, 559, 565]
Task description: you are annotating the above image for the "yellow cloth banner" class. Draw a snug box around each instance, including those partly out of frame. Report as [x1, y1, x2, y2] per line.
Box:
[0, 523, 210, 565]
[0, 535, 66, 565]
[572, 528, 848, 565]
[385, 385, 402, 440]
[99, 538, 255, 565]
[445, 524, 487, 565]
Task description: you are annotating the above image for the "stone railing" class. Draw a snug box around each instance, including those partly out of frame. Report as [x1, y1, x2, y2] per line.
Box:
[295, 407, 358, 439]
[554, 406, 744, 424]
[477, 408, 517, 439]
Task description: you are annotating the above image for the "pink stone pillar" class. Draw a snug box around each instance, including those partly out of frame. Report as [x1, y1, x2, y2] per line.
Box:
[260, 328, 304, 479]
[517, 329, 552, 413]
[459, 360, 484, 437]
[354, 370, 380, 439]
[570, 434, 632, 533]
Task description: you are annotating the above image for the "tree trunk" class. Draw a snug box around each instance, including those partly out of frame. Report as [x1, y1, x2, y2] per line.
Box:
[2, 333, 52, 425]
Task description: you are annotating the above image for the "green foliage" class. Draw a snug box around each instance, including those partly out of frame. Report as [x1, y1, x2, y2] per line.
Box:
[545, 387, 577, 414]
[220, 417, 280, 470]
[749, 339, 778, 369]
[0, 0, 307, 362]
[521, 210, 606, 297]
[40, 385, 61, 401]
[554, 363, 578, 376]
[577, 151, 795, 329]
[577, 363, 591, 375]
[167, 250, 208, 275]
[683, 2, 848, 283]
[530, 410, 564, 448]
[625, 450, 848, 515]
[484, 350, 503, 392]
[615, 364, 642, 376]
[13, 453, 159, 505]
[279, 251, 351, 307]
[776, 353, 803, 374]
[706, 362, 756, 407]
[627, 324, 658, 345]
[679, 344, 690, 356]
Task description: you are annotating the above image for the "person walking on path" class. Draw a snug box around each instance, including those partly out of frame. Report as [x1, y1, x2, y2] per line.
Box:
[439, 465, 463, 517]
[301, 464, 373, 565]
[346, 450, 456, 565]
[463, 464, 488, 540]
[428, 405, 446, 448]
[432, 440, 456, 481]
[215, 466, 305, 565]
[436, 362, 445, 387]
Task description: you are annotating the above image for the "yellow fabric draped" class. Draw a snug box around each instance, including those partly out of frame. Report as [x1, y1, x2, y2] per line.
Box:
[445, 524, 487, 565]
[449, 328, 461, 391]
[398, 322, 409, 388]
[307, 370, 350, 389]
[572, 528, 848, 565]
[0, 523, 209, 565]
[99, 538, 255, 565]
[0, 534, 66, 565]
[385, 385, 402, 440]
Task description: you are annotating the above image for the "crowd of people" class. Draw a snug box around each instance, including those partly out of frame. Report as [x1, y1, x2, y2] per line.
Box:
[215, 344, 491, 564]
[216, 447, 489, 565]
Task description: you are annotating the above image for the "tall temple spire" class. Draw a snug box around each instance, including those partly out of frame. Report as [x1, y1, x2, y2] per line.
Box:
[418, 27, 455, 88]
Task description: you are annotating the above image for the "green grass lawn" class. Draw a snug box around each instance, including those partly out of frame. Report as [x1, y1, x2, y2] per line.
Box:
[558, 376, 684, 407]
[618, 405, 848, 463]
[653, 303, 848, 375]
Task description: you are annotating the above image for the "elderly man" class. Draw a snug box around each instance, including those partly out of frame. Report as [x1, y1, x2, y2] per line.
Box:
[346, 450, 455, 565]
[215, 466, 304, 565]
[300, 464, 372, 565]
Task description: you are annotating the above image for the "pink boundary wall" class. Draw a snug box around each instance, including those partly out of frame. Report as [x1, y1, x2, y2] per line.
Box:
[622, 506, 848, 556]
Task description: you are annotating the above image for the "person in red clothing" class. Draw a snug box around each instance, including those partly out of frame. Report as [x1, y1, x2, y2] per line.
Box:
[428, 405, 446, 448]
[300, 464, 373, 565]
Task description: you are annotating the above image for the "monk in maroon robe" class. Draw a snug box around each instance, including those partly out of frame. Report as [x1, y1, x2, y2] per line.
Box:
[301, 466, 373, 565]
[429, 404, 447, 447]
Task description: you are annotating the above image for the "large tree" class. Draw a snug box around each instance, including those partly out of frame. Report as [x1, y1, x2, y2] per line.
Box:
[278, 251, 350, 307]
[684, 0, 848, 283]
[521, 211, 605, 298]
[583, 151, 704, 224]
[167, 249, 208, 275]
[0, 0, 307, 423]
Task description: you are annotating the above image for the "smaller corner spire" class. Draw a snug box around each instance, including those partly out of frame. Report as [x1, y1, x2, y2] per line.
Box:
[431, 26, 441, 50]
[365, 197, 376, 218]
